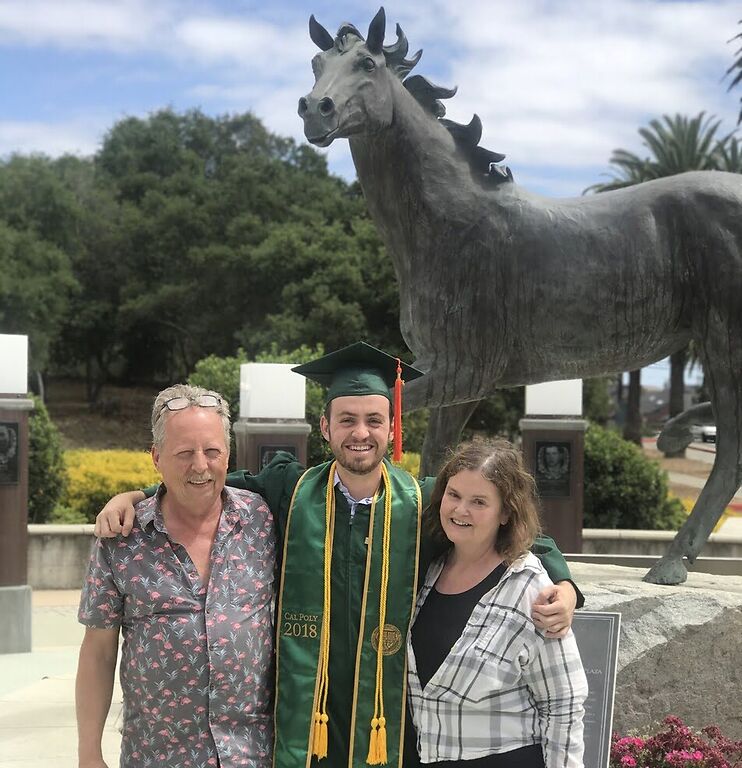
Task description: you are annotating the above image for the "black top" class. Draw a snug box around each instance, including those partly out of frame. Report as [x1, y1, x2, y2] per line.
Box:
[412, 561, 507, 689]
[404, 561, 545, 768]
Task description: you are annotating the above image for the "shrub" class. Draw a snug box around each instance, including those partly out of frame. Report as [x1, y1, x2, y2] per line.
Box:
[189, 344, 329, 466]
[49, 505, 88, 524]
[584, 424, 686, 530]
[60, 449, 160, 522]
[610, 716, 742, 767]
[395, 451, 420, 477]
[28, 395, 67, 523]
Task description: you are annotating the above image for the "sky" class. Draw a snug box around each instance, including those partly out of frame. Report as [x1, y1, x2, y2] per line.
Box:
[1, 0, 738, 387]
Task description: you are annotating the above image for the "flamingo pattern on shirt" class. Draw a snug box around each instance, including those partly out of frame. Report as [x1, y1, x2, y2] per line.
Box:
[79, 486, 276, 768]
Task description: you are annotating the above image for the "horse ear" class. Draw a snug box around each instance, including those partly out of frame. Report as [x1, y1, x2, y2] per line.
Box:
[309, 14, 334, 51]
[366, 7, 386, 54]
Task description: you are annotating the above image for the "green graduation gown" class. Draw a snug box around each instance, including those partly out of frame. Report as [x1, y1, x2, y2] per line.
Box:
[219, 452, 578, 768]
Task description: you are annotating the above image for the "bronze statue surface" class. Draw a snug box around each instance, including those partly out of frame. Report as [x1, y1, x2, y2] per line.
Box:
[299, 8, 742, 585]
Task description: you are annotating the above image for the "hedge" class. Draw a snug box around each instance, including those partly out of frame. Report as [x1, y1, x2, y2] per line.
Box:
[28, 395, 67, 523]
[60, 449, 160, 523]
[584, 424, 686, 530]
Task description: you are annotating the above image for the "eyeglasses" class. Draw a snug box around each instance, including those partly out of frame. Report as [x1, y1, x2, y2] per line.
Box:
[161, 394, 222, 413]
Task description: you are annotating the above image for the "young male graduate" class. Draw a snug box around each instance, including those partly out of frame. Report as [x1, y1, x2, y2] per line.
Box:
[95, 342, 582, 768]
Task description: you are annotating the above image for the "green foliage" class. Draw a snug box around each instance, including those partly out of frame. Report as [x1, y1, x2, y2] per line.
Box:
[48, 505, 88, 524]
[188, 344, 329, 467]
[464, 389, 525, 440]
[0, 221, 77, 371]
[188, 350, 248, 419]
[0, 109, 407, 394]
[60, 449, 160, 522]
[402, 409, 430, 455]
[583, 424, 686, 530]
[586, 113, 732, 193]
[28, 396, 67, 523]
[583, 377, 614, 425]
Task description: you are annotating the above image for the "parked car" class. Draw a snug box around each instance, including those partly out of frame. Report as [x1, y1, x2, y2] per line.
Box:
[691, 424, 717, 443]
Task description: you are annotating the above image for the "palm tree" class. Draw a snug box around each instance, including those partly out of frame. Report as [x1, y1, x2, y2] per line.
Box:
[727, 20, 741, 124]
[586, 113, 727, 192]
[587, 113, 732, 452]
[714, 135, 742, 172]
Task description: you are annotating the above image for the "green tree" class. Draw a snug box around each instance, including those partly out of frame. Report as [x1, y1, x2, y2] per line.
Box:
[0, 155, 81, 376]
[51, 156, 129, 401]
[583, 377, 613, 425]
[28, 396, 67, 523]
[586, 113, 729, 193]
[586, 113, 733, 450]
[0, 222, 76, 371]
[91, 109, 400, 382]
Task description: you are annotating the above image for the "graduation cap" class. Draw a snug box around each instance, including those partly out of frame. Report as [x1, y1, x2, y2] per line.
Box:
[292, 341, 424, 461]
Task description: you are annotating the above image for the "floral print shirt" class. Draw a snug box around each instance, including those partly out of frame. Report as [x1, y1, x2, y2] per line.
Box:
[79, 487, 276, 768]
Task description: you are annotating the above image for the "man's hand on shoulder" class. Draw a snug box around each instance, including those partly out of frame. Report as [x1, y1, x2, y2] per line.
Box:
[94, 491, 146, 537]
[531, 580, 577, 639]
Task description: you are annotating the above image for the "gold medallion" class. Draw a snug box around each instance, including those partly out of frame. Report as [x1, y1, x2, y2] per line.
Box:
[371, 624, 403, 655]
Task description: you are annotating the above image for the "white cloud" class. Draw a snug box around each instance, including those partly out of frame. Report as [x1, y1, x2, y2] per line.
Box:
[0, 0, 172, 49]
[392, 0, 741, 187]
[2, 0, 739, 198]
[0, 119, 105, 158]
[174, 16, 312, 75]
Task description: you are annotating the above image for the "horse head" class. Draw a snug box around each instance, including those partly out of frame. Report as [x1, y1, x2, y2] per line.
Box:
[298, 7, 421, 146]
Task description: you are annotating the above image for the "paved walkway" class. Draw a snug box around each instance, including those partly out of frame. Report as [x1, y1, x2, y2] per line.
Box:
[0, 591, 122, 767]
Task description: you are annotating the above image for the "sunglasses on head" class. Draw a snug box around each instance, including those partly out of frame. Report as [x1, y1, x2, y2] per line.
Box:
[161, 394, 222, 413]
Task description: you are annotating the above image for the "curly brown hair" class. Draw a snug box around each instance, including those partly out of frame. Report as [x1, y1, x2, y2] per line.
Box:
[424, 438, 542, 564]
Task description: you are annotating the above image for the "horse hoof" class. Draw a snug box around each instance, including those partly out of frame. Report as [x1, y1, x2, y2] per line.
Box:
[643, 556, 688, 585]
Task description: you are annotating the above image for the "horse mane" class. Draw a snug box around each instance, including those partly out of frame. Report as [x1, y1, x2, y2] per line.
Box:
[333, 22, 513, 184]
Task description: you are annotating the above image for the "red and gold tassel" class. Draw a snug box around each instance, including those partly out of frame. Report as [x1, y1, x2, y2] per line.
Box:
[392, 358, 403, 462]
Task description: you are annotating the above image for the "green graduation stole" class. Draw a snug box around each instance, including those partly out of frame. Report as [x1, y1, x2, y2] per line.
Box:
[273, 458, 422, 768]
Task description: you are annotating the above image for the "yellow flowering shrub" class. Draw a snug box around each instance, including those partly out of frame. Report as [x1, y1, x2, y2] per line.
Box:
[61, 450, 161, 522]
[393, 451, 420, 478]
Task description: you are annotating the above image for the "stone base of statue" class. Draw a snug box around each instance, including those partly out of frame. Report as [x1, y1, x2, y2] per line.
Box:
[573, 561, 742, 739]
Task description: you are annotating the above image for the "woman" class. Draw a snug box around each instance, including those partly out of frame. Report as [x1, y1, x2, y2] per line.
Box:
[406, 439, 587, 768]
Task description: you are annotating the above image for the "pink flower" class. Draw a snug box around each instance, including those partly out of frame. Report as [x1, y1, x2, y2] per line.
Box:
[620, 757, 636, 767]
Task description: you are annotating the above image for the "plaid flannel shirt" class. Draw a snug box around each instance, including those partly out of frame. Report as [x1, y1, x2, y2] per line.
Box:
[407, 552, 587, 768]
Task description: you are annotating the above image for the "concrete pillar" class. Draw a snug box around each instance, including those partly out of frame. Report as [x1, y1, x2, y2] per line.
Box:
[0, 396, 35, 653]
[520, 417, 586, 554]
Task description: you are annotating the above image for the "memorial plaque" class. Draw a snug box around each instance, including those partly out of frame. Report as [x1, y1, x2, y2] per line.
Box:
[535, 440, 571, 497]
[572, 611, 621, 768]
[0, 422, 19, 485]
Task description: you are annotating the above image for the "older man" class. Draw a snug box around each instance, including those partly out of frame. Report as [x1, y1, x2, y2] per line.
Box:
[76, 384, 275, 768]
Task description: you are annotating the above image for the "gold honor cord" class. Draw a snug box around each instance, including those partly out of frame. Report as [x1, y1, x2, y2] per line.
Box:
[367, 463, 393, 765]
[312, 461, 337, 759]
[310, 462, 395, 765]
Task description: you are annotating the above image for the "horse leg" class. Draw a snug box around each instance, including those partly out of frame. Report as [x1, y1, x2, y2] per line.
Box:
[419, 401, 480, 476]
[656, 402, 714, 454]
[644, 356, 742, 585]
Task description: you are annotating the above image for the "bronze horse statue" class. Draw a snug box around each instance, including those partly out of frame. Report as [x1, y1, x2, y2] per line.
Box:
[298, 8, 742, 585]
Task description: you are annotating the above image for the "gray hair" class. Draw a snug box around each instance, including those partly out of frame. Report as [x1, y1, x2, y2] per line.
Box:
[151, 383, 231, 451]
